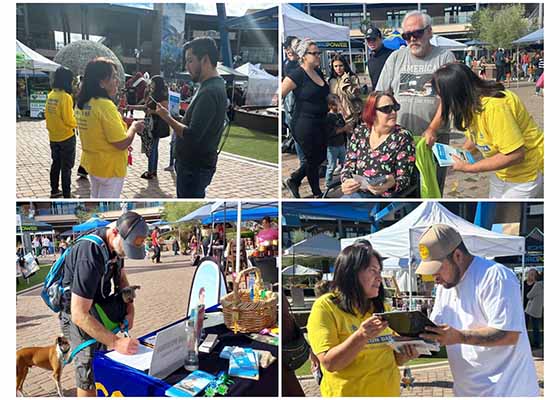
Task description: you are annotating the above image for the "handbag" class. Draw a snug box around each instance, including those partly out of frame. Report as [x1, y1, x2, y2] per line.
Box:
[283, 325, 311, 371]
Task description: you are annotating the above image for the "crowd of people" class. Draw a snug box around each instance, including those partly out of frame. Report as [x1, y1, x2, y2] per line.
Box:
[45, 37, 227, 199]
[282, 10, 544, 199]
[283, 224, 542, 397]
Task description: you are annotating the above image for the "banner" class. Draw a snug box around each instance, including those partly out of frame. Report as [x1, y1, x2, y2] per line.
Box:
[29, 90, 47, 118]
[160, 3, 186, 79]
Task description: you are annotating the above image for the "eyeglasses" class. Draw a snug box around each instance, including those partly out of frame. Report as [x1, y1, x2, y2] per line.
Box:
[376, 103, 401, 114]
[401, 26, 430, 41]
[306, 51, 322, 56]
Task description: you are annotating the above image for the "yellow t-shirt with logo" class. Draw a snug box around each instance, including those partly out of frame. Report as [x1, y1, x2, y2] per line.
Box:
[75, 98, 128, 178]
[45, 89, 77, 142]
[307, 294, 400, 397]
[466, 90, 544, 183]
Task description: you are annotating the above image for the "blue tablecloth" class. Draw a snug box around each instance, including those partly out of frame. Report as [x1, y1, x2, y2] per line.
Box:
[92, 321, 278, 397]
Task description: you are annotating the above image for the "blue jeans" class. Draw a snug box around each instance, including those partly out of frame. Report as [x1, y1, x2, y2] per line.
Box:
[148, 137, 159, 173]
[527, 315, 542, 347]
[176, 163, 216, 198]
[325, 145, 346, 187]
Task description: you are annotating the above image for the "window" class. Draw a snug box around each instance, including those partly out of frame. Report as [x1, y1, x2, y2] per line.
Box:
[330, 12, 369, 30]
[386, 9, 426, 29]
[443, 5, 476, 24]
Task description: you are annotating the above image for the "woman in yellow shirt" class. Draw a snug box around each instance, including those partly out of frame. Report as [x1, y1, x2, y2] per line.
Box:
[45, 66, 77, 198]
[307, 242, 418, 397]
[432, 62, 544, 198]
[75, 58, 144, 198]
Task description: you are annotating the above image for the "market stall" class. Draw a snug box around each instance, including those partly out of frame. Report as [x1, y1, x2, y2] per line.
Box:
[341, 202, 526, 307]
[93, 202, 279, 396]
[16, 40, 60, 118]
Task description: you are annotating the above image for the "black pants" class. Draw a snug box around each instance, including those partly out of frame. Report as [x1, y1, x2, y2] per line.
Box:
[152, 245, 161, 263]
[496, 65, 505, 82]
[176, 163, 216, 198]
[290, 114, 327, 196]
[50, 135, 76, 197]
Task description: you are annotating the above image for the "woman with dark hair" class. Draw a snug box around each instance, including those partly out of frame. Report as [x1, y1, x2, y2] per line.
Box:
[432, 62, 544, 198]
[138, 75, 170, 180]
[282, 38, 330, 198]
[75, 57, 144, 198]
[45, 66, 77, 198]
[341, 91, 416, 198]
[307, 243, 418, 396]
[328, 54, 361, 127]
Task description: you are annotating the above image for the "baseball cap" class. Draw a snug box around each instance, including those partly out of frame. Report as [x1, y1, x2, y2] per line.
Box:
[116, 211, 149, 259]
[416, 224, 462, 275]
[365, 26, 382, 40]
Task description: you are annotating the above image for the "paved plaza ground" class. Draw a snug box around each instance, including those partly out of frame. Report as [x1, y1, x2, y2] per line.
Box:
[298, 351, 544, 397]
[16, 118, 279, 199]
[16, 251, 196, 397]
[282, 82, 544, 199]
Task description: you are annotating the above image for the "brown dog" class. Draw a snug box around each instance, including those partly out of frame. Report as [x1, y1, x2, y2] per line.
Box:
[16, 336, 71, 397]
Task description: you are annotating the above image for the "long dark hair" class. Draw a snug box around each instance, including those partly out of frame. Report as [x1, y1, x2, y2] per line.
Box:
[52, 66, 74, 95]
[328, 54, 355, 81]
[77, 57, 117, 109]
[432, 62, 505, 131]
[332, 242, 385, 316]
[149, 75, 168, 100]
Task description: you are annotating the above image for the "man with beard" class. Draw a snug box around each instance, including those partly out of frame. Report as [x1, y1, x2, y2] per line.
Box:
[416, 224, 539, 397]
[59, 211, 149, 397]
[156, 37, 227, 198]
[376, 11, 455, 193]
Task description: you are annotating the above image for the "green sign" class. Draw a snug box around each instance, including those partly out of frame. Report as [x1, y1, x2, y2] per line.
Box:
[317, 41, 349, 49]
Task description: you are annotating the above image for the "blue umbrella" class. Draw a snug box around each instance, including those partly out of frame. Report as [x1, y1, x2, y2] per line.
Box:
[383, 30, 406, 50]
[72, 217, 110, 233]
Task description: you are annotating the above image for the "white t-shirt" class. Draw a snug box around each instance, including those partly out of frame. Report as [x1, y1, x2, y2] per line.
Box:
[41, 238, 50, 247]
[430, 256, 539, 397]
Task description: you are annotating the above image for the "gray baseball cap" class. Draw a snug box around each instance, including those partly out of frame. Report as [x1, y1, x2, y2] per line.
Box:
[116, 212, 148, 259]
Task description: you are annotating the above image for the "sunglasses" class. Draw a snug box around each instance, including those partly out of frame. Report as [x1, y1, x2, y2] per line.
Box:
[376, 103, 401, 114]
[306, 51, 322, 56]
[401, 26, 430, 41]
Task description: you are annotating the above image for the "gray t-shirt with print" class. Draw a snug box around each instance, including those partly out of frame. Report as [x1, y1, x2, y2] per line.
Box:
[376, 46, 456, 135]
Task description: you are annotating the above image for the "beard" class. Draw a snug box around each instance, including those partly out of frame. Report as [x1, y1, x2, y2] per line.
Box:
[440, 259, 461, 289]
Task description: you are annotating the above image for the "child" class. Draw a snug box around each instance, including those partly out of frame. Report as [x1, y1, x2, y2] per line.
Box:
[325, 94, 349, 190]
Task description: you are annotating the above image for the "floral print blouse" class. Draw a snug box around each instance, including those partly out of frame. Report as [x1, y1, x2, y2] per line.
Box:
[341, 124, 416, 197]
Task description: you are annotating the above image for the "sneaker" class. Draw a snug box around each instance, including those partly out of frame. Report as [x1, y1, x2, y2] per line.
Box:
[50, 190, 63, 198]
[141, 171, 155, 180]
[283, 178, 300, 198]
[164, 165, 174, 172]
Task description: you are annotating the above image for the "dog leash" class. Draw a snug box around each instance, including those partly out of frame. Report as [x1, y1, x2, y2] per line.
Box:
[64, 320, 129, 366]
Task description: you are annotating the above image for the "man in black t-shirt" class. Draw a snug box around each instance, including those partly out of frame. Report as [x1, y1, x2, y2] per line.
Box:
[59, 211, 148, 397]
[155, 37, 227, 198]
[365, 26, 393, 92]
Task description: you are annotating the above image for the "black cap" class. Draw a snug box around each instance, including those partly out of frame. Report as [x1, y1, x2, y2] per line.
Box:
[116, 212, 149, 259]
[365, 26, 382, 40]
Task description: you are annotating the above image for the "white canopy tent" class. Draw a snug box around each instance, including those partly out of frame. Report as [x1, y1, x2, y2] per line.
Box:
[282, 264, 322, 277]
[282, 4, 352, 67]
[341, 202, 526, 302]
[16, 40, 60, 72]
[235, 62, 278, 106]
[284, 233, 341, 258]
[430, 35, 467, 50]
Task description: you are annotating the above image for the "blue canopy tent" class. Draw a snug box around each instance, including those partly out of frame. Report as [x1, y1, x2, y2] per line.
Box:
[512, 28, 544, 44]
[72, 217, 110, 233]
[512, 28, 544, 88]
[201, 207, 278, 224]
[282, 202, 375, 223]
[383, 31, 406, 50]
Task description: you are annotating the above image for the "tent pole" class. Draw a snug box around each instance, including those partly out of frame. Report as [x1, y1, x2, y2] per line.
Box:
[408, 229, 413, 309]
[521, 252, 526, 301]
[236, 201, 242, 274]
[348, 39, 354, 72]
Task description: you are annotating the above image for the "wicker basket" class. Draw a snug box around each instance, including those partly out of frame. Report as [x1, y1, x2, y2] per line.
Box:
[220, 267, 278, 333]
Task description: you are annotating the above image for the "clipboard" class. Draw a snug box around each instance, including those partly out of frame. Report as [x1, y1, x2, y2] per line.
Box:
[379, 311, 437, 337]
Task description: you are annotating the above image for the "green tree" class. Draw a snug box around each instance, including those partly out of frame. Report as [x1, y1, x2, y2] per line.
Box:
[162, 202, 204, 223]
[469, 4, 532, 50]
[74, 205, 99, 223]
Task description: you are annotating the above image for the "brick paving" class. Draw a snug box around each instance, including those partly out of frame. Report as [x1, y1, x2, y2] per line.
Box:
[16, 117, 278, 199]
[16, 251, 196, 397]
[299, 354, 544, 397]
[282, 82, 544, 199]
